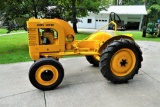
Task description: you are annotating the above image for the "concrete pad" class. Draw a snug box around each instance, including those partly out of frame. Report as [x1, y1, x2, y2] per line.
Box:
[0, 62, 34, 98]
[45, 75, 160, 107]
[45, 56, 160, 107]
[60, 57, 104, 85]
[0, 90, 45, 107]
[0, 41, 160, 107]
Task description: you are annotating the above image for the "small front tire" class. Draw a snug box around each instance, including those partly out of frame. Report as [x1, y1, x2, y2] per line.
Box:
[29, 58, 64, 90]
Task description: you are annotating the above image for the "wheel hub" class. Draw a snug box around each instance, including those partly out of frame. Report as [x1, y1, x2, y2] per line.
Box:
[120, 59, 127, 67]
[110, 48, 136, 76]
[41, 70, 54, 81]
[35, 65, 59, 86]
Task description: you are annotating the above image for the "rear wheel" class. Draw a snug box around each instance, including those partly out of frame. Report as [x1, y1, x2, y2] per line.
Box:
[86, 55, 99, 67]
[100, 39, 143, 83]
[29, 58, 64, 90]
[142, 26, 146, 37]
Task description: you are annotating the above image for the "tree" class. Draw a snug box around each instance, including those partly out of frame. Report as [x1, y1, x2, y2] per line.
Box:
[52, 0, 101, 33]
[121, 0, 144, 5]
[0, 0, 56, 32]
[100, 0, 113, 8]
[146, 0, 160, 22]
[0, 0, 110, 33]
[0, 0, 54, 23]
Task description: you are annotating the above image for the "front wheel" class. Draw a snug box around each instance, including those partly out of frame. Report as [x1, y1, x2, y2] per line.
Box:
[29, 58, 64, 90]
[100, 39, 143, 83]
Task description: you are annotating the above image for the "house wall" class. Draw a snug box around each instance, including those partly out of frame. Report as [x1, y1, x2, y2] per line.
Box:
[77, 16, 96, 29]
[94, 13, 109, 29]
[77, 13, 144, 30]
[77, 13, 109, 29]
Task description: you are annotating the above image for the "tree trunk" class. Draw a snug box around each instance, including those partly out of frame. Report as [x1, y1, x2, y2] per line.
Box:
[34, 8, 38, 18]
[72, 0, 78, 33]
[73, 20, 78, 33]
[32, 0, 38, 18]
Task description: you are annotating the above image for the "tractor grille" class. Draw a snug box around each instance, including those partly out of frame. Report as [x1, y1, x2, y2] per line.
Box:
[28, 28, 38, 46]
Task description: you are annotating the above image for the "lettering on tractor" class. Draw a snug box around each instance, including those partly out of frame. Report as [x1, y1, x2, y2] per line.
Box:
[37, 24, 44, 26]
[46, 24, 54, 26]
[27, 13, 143, 90]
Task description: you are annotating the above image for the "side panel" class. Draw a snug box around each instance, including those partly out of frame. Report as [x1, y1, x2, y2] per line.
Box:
[27, 18, 66, 60]
[52, 19, 75, 40]
[53, 19, 76, 50]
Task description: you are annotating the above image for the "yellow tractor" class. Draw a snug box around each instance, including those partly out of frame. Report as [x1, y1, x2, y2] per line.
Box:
[27, 14, 143, 90]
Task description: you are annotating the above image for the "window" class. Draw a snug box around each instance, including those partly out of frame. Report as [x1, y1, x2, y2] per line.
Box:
[87, 19, 92, 23]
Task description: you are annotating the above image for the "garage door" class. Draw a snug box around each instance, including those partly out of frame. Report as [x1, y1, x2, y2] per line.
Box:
[96, 18, 108, 29]
[127, 22, 140, 30]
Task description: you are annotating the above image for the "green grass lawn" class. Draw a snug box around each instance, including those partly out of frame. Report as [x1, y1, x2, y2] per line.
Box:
[0, 30, 160, 64]
[0, 28, 25, 34]
[0, 33, 31, 64]
[117, 31, 160, 42]
[76, 32, 91, 40]
[0, 28, 8, 34]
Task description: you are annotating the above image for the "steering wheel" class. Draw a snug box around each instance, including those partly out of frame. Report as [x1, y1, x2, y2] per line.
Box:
[110, 12, 121, 23]
[109, 12, 124, 30]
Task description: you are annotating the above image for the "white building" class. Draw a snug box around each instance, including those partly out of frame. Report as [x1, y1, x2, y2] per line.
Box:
[77, 5, 147, 30]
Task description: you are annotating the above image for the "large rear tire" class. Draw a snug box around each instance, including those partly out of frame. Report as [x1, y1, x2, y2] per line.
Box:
[29, 58, 64, 90]
[100, 39, 143, 83]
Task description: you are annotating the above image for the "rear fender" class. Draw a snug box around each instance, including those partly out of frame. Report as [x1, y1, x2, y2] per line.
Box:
[87, 32, 112, 42]
[98, 35, 134, 54]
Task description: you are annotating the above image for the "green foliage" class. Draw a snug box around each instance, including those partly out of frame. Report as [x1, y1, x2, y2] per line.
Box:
[145, 0, 160, 22]
[0, 0, 106, 33]
[121, 0, 160, 25]
[0, 0, 55, 20]
[53, 0, 101, 20]
[99, 0, 113, 9]
[121, 0, 144, 5]
[50, 0, 102, 33]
